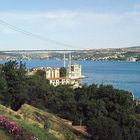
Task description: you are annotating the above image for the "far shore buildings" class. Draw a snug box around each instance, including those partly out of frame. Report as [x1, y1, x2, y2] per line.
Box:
[27, 57, 85, 88]
[127, 57, 138, 62]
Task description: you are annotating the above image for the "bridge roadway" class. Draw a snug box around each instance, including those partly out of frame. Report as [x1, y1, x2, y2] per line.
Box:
[0, 49, 91, 53]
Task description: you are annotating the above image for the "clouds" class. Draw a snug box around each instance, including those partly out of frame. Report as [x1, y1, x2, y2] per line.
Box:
[134, 3, 140, 10]
[1, 9, 140, 27]
[0, 10, 122, 28]
[0, 9, 140, 49]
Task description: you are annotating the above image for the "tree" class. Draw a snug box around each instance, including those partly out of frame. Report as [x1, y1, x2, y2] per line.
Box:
[0, 73, 8, 105]
[60, 67, 67, 77]
[26, 70, 49, 109]
[88, 117, 122, 140]
[34, 70, 46, 79]
[1, 61, 28, 110]
[135, 103, 140, 113]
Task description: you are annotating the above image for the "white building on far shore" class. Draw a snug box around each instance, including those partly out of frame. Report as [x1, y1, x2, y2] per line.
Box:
[127, 57, 138, 62]
[27, 54, 85, 88]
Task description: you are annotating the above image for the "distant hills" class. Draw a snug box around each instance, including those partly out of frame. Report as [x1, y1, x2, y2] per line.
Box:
[125, 46, 140, 49]
[0, 45, 140, 61]
[0, 45, 140, 52]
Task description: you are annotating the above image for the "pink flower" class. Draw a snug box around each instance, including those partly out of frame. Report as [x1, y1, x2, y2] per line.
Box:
[0, 115, 21, 137]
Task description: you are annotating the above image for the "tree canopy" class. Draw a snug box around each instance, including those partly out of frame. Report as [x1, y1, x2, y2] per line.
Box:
[0, 61, 140, 140]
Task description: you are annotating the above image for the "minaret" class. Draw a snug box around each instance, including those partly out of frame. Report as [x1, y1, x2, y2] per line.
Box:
[69, 53, 72, 78]
[69, 53, 72, 67]
[63, 53, 66, 67]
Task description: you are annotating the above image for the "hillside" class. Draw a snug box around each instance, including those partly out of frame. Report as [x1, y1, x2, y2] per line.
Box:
[1, 45, 140, 61]
[0, 103, 89, 140]
[125, 46, 140, 50]
[0, 104, 58, 140]
[18, 104, 90, 139]
[0, 129, 13, 140]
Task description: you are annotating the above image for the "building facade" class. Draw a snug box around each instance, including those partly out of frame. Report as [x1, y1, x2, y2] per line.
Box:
[67, 63, 82, 79]
[48, 77, 70, 86]
[45, 68, 60, 79]
[27, 62, 84, 88]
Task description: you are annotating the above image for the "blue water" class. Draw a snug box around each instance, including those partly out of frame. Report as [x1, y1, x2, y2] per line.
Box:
[0, 60, 140, 99]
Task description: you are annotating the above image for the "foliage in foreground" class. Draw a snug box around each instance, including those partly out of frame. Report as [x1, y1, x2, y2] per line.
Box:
[0, 108, 59, 140]
[0, 60, 140, 140]
[0, 113, 58, 140]
[0, 129, 13, 140]
[0, 115, 21, 138]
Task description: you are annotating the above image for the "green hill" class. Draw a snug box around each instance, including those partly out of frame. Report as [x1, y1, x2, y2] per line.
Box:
[0, 104, 59, 140]
[0, 129, 13, 140]
[0, 103, 88, 140]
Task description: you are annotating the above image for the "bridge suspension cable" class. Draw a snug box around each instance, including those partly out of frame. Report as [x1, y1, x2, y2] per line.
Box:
[0, 19, 80, 49]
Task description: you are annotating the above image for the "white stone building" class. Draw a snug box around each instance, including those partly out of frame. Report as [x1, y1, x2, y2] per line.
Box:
[48, 77, 70, 86]
[45, 68, 60, 79]
[67, 64, 82, 79]
[27, 62, 84, 88]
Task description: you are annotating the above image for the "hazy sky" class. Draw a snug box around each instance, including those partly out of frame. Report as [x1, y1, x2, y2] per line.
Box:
[0, 0, 140, 50]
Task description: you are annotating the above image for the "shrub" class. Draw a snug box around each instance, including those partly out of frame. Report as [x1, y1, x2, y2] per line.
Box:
[0, 115, 39, 140]
[14, 114, 22, 119]
[64, 131, 75, 140]
[0, 115, 21, 137]
[44, 119, 51, 130]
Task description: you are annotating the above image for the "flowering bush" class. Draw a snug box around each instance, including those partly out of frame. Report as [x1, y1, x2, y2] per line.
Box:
[25, 136, 39, 140]
[0, 115, 21, 137]
[0, 115, 39, 140]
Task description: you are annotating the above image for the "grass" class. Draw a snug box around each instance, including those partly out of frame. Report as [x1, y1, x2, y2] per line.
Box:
[14, 118, 58, 140]
[0, 103, 80, 140]
[0, 113, 59, 140]
[18, 104, 78, 139]
[0, 104, 59, 140]
[0, 129, 13, 140]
